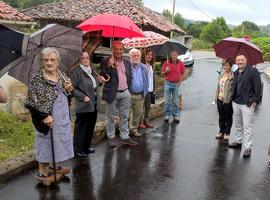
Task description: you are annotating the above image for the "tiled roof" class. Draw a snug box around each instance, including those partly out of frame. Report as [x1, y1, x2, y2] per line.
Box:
[0, 1, 33, 22]
[22, 0, 185, 34]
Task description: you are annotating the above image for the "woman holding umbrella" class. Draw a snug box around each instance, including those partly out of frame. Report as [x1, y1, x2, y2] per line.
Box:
[25, 47, 74, 184]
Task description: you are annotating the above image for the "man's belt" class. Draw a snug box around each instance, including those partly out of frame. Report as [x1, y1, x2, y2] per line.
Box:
[131, 91, 143, 95]
[117, 89, 128, 93]
[166, 80, 179, 84]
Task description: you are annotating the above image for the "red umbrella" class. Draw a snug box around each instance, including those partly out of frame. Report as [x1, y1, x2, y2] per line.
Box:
[122, 31, 169, 49]
[77, 13, 144, 38]
[213, 37, 263, 65]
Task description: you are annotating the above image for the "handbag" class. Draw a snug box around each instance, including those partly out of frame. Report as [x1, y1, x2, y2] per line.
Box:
[151, 92, 156, 104]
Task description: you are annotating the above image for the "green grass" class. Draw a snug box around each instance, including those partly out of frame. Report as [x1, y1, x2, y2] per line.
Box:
[0, 112, 35, 161]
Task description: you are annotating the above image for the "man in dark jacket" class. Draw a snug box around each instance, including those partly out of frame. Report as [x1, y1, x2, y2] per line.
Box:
[229, 54, 262, 158]
[100, 41, 138, 147]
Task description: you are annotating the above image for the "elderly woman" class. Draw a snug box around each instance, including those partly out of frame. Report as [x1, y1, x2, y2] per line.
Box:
[215, 58, 234, 141]
[69, 51, 105, 158]
[25, 47, 74, 183]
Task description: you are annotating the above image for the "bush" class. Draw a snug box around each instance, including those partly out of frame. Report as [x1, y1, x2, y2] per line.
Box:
[0, 112, 35, 161]
[192, 39, 212, 50]
[154, 62, 162, 75]
[252, 37, 270, 61]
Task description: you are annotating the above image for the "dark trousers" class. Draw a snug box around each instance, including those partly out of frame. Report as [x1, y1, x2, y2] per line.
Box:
[74, 110, 97, 154]
[217, 99, 233, 135]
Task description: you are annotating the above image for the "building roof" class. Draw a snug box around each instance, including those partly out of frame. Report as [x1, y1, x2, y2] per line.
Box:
[22, 0, 185, 34]
[0, 1, 33, 22]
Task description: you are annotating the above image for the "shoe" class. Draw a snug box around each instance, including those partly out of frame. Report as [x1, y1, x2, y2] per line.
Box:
[75, 152, 88, 159]
[130, 130, 142, 137]
[108, 138, 119, 147]
[48, 166, 71, 175]
[121, 138, 139, 146]
[223, 134, 230, 141]
[138, 123, 147, 129]
[228, 142, 242, 149]
[164, 116, 169, 122]
[243, 148, 251, 158]
[144, 122, 154, 128]
[173, 117, 180, 123]
[215, 133, 224, 139]
[88, 145, 95, 154]
[35, 171, 62, 185]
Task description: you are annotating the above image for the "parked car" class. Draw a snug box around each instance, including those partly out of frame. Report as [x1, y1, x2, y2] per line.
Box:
[177, 50, 194, 67]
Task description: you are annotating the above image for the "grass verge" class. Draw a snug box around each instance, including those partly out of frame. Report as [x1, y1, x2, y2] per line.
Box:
[0, 111, 35, 161]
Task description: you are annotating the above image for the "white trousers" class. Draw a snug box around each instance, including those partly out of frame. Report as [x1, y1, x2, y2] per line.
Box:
[232, 102, 255, 150]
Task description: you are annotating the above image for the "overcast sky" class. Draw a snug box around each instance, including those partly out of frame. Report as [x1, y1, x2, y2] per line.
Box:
[143, 0, 270, 26]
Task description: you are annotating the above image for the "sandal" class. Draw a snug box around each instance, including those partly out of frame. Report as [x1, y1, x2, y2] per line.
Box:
[35, 171, 62, 184]
[215, 133, 224, 139]
[48, 166, 71, 175]
[223, 134, 230, 141]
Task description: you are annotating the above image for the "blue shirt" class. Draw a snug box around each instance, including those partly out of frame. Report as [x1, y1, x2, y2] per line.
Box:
[131, 64, 144, 93]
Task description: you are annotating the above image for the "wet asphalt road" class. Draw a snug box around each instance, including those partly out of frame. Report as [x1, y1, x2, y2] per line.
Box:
[1, 58, 270, 200]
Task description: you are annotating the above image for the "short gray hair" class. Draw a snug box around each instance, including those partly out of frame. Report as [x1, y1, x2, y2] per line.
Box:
[129, 48, 141, 57]
[41, 47, 61, 62]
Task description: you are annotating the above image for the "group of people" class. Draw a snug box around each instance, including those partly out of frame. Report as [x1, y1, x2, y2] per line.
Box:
[1, 39, 264, 185]
[215, 54, 262, 158]
[23, 40, 185, 183]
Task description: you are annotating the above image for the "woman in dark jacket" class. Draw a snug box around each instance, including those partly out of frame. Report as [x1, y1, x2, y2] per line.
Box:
[69, 51, 105, 158]
[25, 47, 74, 183]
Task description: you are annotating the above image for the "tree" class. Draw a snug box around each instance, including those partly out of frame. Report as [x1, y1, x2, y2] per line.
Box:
[232, 21, 262, 38]
[215, 17, 231, 37]
[162, 9, 172, 21]
[174, 13, 184, 29]
[186, 22, 208, 38]
[2, 0, 61, 8]
[162, 9, 184, 29]
[200, 22, 223, 44]
[200, 17, 231, 44]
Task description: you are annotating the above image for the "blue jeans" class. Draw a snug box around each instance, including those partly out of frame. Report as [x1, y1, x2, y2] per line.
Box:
[164, 81, 180, 117]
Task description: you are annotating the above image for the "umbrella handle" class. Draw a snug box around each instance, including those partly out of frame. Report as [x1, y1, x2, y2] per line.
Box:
[93, 70, 110, 82]
[50, 128, 57, 183]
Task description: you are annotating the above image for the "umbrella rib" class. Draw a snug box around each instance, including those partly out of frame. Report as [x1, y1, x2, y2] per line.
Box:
[46, 29, 78, 42]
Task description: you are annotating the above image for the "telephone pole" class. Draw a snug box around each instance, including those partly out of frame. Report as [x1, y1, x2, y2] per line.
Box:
[171, 0, 176, 38]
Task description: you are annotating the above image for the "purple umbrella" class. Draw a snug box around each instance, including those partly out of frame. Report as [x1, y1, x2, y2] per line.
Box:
[213, 37, 263, 66]
[9, 24, 83, 86]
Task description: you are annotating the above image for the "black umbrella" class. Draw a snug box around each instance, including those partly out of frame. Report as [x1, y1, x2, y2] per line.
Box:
[9, 24, 83, 86]
[150, 39, 189, 58]
[0, 24, 29, 77]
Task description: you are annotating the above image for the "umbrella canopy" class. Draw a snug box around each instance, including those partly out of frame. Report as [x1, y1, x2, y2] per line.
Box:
[9, 24, 83, 86]
[77, 13, 144, 38]
[150, 39, 189, 58]
[122, 31, 169, 49]
[213, 37, 263, 65]
[0, 24, 29, 78]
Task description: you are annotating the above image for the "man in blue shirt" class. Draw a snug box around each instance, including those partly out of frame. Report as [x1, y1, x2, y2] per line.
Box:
[129, 49, 148, 137]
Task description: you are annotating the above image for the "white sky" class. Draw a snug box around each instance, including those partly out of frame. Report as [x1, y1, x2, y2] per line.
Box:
[143, 0, 270, 26]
